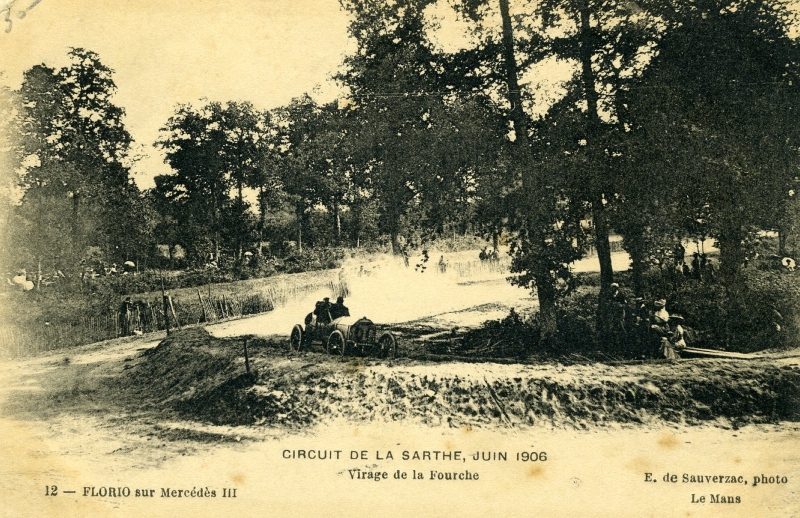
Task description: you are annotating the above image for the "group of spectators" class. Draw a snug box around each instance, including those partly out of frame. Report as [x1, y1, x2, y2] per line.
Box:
[606, 284, 689, 359]
[81, 261, 136, 280]
[6, 270, 35, 291]
[479, 247, 499, 262]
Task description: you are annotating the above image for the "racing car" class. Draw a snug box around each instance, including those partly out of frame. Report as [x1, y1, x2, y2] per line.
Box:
[290, 313, 397, 358]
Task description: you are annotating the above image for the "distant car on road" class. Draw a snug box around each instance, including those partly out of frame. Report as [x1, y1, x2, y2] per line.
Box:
[290, 313, 397, 358]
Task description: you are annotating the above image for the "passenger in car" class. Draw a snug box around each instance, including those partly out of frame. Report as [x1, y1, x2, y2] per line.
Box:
[330, 296, 350, 320]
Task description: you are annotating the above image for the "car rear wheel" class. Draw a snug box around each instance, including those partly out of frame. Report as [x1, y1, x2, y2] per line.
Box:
[290, 325, 303, 353]
[378, 332, 397, 359]
[326, 330, 346, 357]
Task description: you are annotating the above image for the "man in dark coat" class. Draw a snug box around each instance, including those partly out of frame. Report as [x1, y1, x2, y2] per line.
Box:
[314, 297, 332, 324]
[118, 297, 133, 336]
[329, 296, 350, 320]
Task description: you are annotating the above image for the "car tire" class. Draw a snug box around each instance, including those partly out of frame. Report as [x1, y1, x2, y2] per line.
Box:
[326, 330, 346, 357]
[290, 325, 303, 353]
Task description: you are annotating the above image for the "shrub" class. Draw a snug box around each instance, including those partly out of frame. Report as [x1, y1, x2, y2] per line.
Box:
[458, 268, 799, 360]
[457, 308, 541, 358]
[667, 271, 799, 352]
[555, 287, 599, 351]
[278, 247, 345, 274]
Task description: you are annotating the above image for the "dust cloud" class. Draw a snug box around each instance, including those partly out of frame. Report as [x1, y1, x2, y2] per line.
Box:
[208, 250, 535, 338]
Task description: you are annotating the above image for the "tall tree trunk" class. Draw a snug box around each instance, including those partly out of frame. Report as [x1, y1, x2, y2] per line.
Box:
[235, 180, 244, 261]
[353, 206, 361, 249]
[536, 259, 558, 343]
[334, 200, 341, 242]
[623, 225, 648, 297]
[717, 220, 745, 347]
[499, 0, 558, 339]
[211, 184, 221, 263]
[718, 223, 745, 283]
[71, 191, 80, 253]
[387, 202, 403, 255]
[297, 207, 304, 254]
[578, 2, 615, 338]
[498, 0, 526, 145]
[258, 185, 266, 255]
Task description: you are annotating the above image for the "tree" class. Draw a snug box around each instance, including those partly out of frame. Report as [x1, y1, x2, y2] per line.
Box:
[338, 0, 457, 253]
[624, 0, 800, 283]
[249, 110, 286, 253]
[0, 80, 21, 268]
[448, 0, 593, 339]
[290, 100, 358, 244]
[144, 182, 183, 268]
[273, 96, 332, 251]
[517, 0, 662, 337]
[219, 101, 267, 257]
[336, 0, 591, 337]
[156, 102, 230, 262]
[13, 48, 139, 272]
[413, 98, 501, 238]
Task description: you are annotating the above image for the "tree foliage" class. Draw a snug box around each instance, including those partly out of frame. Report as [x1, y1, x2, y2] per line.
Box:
[623, 0, 800, 281]
[11, 48, 141, 271]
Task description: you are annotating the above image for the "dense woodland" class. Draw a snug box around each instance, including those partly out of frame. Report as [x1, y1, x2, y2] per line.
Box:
[1, 0, 799, 348]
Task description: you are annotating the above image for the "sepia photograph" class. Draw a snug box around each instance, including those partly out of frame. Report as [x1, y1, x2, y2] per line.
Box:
[0, 0, 798, 516]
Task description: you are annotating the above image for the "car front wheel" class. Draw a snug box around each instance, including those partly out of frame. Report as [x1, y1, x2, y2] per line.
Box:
[326, 330, 346, 357]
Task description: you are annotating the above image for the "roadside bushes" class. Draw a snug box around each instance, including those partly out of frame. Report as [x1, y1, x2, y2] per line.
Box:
[457, 308, 541, 358]
[457, 292, 600, 360]
[103, 269, 238, 295]
[421, 235, 490, 253]
[555, 287, 600, 352]
[670, 271, 800, 353]
[278, 247, 346, 274]
[458, 268, 799, 360]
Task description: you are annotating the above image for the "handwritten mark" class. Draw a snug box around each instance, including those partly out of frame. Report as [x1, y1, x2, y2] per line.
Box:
[1, 0, 45, 33]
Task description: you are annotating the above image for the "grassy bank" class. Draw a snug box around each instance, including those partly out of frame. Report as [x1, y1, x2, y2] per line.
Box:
[117, 328, 800, 429]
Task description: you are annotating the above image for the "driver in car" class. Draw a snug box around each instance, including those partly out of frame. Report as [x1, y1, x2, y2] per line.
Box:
[311, 297, 332, 324]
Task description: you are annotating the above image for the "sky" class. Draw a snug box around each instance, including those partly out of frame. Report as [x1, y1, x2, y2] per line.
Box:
[0, 0, 357, 188]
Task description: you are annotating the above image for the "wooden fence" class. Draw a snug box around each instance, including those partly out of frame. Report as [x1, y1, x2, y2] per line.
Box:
[0, 278, 348, 358]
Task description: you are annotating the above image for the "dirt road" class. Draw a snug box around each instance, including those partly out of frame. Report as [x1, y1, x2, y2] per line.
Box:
[1, 311, 799, 518]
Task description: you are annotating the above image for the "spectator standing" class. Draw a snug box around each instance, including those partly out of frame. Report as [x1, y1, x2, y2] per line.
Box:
[118, 297, 133, 336]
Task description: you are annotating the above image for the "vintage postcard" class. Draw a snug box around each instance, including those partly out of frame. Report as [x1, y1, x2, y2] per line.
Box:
[1, 0, 798, 517]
